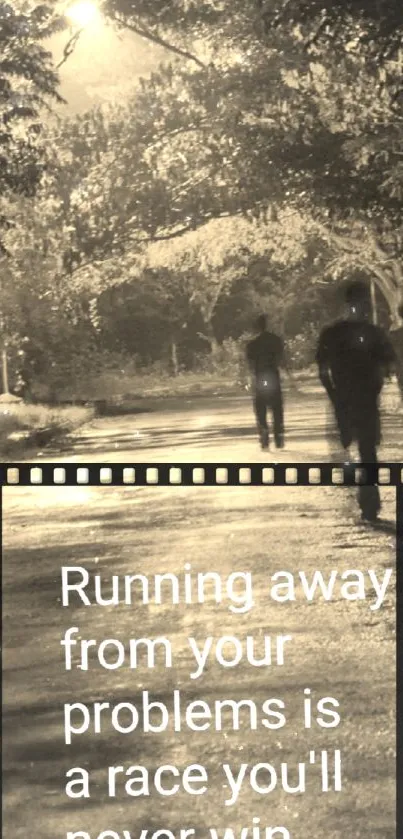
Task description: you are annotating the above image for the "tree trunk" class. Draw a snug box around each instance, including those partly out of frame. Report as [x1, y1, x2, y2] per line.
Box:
[370, 279, 378, 325]
[208, 334, 221, 360]
[2, 348, 9, 394]
[171, 340, 179, 376]
[198, 321, 221, 360]
[371, 270, 400, 328]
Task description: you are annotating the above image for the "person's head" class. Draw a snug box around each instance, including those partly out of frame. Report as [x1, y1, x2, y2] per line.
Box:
[256, 313, 268, 333]
[344, 280, 371, 320]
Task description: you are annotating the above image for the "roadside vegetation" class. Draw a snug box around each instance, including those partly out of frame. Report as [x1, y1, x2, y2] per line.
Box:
[0, 403, 94, 459]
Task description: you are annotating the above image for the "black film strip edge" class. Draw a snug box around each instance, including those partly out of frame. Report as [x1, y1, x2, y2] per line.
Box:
[396, 486, 403, 839]
[0, 461, 402, 486]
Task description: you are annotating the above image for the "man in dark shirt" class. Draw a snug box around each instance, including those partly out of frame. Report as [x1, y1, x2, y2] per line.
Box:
[316, 280, 396, 520]
[246, 314, 285, 450]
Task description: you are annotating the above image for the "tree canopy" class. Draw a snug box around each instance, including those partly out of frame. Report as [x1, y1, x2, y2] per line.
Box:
[1, 0, 402, 396]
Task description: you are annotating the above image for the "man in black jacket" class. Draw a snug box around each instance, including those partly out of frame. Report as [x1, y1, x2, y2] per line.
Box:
[316, 280, 396, 520]
[246, 314, 285, 450]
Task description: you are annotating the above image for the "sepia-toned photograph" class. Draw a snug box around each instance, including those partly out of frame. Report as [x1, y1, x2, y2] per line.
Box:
[1, 2, 402, 839]
[0, 1, 402, 476]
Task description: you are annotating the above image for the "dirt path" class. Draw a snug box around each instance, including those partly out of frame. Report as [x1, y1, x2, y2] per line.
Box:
[3, 480, 396, 839]
[9, 381, 397, 465]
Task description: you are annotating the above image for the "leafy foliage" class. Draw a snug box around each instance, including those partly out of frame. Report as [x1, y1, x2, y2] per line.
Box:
[2, 0, 403, 395]
[96, 0, 403, 312]
[104, 0, 403, 63]
[0, 2, 64, 202]
[97, 1, 402, 225]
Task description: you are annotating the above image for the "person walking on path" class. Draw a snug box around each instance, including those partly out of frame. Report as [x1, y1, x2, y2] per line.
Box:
[246, 314, 285, 450]
[316, 279, 396, 521]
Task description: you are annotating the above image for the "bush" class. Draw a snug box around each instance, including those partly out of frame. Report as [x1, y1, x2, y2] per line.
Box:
[28, 350, 143, 402]
[286, 327, 317, 369]
[194, 336, 247, 380]
[0, 403, 94, 456]
[21, 327, 320, 404]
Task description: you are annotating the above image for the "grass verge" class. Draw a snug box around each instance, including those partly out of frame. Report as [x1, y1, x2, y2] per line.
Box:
[54, 366, 318, 404]
[0, 403, 94, 459]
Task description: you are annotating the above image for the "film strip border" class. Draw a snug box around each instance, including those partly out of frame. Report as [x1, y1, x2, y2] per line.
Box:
[1, 462, 403, 486]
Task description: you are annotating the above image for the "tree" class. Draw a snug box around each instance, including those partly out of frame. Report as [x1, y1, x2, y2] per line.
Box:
[25, 3, 400, 310]
[317, 220, 403, 325]
[98, 6, 401, 212]
[90, 209, 320, 376]
[0, 166, 111, 397]
[96, 0, 402, 318]
[4, 0, 402, 396]
[0, 3, 64, 208]
[145, 212, 311, 353]
[103, 0, 403, 67]
[0, 1, 67, 392]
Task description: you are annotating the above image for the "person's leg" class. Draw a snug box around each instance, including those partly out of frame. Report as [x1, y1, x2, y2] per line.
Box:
[357, 400, 379, 464]
[356, 400, 380, 521]
[254, 390, 269, 448]
[333, 398, 353, 454]
[272, 387, 285, 448]
[397, 367, 403, 400]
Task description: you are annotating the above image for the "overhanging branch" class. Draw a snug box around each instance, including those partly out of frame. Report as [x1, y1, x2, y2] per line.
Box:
[56, 28, 84, 69]
[62, 208, 248, 284]
[109, 13, 206, 69]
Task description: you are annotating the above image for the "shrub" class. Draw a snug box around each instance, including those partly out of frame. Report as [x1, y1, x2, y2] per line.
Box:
[0, 403, 94, 457]
[286, 327, 317, 369]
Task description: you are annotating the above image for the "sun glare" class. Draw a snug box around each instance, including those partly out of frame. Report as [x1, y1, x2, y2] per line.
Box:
[66, 1, 99, 27]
